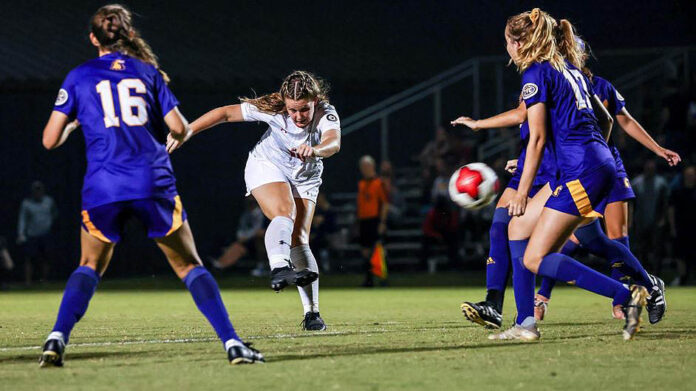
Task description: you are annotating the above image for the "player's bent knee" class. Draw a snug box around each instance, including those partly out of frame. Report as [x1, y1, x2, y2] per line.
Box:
[523, 253, 542, 273]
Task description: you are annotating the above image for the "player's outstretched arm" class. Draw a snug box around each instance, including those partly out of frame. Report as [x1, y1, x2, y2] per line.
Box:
[167, 104, 245, 153]
[590, 94, 613, 140]
[451, 102, 526, 131]
[42, 111, 77, 150]
[190, 104, 244, 135]
[615, 108, 681, 167]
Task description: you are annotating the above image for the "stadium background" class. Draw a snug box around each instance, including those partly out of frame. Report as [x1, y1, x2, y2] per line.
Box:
[1, 0, 694, 279]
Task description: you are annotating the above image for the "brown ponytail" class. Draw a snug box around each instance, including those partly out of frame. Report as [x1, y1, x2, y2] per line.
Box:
[90, 4, 170, 83]
[506, 8, 565, 72]
[241, 71, 330, 114]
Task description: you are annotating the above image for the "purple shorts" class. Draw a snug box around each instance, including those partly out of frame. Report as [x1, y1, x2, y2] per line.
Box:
[81, 196, 186, 243]
[607, 175, 636, 204]
[506, 177, 547, 198]
[545, 163, 616, 217]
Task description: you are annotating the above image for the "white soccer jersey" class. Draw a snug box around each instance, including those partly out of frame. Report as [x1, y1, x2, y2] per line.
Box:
[240, 101, 341, 179]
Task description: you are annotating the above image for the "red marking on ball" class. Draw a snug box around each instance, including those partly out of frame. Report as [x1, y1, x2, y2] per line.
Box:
[455, 167, 483, 199]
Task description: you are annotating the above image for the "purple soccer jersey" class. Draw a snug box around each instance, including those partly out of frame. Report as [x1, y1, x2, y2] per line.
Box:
[521, 61, 614, 182]
[53, 52, 179, 209]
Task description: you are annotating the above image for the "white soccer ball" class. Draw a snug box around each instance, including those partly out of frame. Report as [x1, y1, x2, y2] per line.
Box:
[448, 162, 500, 209]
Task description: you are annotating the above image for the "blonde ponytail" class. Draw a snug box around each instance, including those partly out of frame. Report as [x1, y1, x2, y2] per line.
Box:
[506, 8, 565, 73]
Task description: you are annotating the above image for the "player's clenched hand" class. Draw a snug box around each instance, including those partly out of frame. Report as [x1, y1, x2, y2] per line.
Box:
[658, 148, 681, 167]
[505, 159, 518, 174]
[292, 144, 316, 161]
[450, 116, 479, 130]
[506, 193, 527, 217]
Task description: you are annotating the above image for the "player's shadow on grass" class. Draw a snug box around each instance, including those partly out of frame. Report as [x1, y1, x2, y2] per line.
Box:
[632, 328, 696, 340]
[542, 321, 606, 327]
[0, 350, 152, 364]
[267, 341, 532, 363]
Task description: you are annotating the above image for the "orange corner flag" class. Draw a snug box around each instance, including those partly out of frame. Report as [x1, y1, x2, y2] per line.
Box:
[370, 241, 388, 279]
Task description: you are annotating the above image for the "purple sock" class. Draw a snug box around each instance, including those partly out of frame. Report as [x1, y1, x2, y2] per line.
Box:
[510, 239, 535, 325]
[538, 253, 631, 306]
[485, 208, 512, 312]
[537, 240, 577, 299]
[184, 266, 240, 347]
[52, 266, 100, 344]
[574, 220, 653, 289]
[610, 236, 630, 282]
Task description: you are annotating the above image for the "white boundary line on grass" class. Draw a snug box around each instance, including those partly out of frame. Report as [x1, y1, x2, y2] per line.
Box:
[0, 330, 369, 352]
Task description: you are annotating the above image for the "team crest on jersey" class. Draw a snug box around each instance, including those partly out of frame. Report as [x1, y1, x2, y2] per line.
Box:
[110, 59, 126, 71]
[521, 83, 538, 99]
[55, 88, 68, 106]
[326, 114, 338, 122]
[552, 185, 563, 197]
[615, 90, 625, 102]
[486, 257, 495, 265]
[623, 178, 631, 189]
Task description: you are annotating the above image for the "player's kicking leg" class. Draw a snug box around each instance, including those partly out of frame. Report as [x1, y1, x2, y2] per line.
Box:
[156, 220, 264, 365]
[251, 182, 318, 291]
[292, 197, 326, 331]
[40, 228, 114, 367]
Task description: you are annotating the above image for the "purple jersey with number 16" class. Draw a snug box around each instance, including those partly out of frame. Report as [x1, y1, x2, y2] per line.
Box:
[53, 52, 179, 210]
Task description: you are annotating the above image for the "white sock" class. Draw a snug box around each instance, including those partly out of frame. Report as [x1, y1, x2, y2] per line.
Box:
[291, 244, 319, 314]
[224, 338, 243, 351]
[264, 216, 294, 270]
[47, 331, 65, 345]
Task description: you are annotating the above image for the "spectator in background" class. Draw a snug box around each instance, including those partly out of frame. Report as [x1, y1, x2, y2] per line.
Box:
[430, 158, 451, 202]
[17, 181, 57, 285]
[357, 155, 389, 287]
[380, 160, 406, 224]
[311, 193, 338, 272]
[421, 195, 459, 270]
[212, 198, 267, 274]
[668, 165, 696, 286]
[0, 236, 14, 290]
[418, 126, 451, 171]
[631, 160, 670, 274]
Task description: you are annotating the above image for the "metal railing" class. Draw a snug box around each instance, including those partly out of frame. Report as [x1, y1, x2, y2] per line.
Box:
[341, 47, 694, 163]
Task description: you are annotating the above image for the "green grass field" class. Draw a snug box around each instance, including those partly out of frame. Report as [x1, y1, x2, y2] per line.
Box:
[1, 275, 695, 391]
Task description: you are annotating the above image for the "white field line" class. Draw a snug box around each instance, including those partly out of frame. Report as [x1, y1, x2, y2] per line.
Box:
[0, 329, 393, 352]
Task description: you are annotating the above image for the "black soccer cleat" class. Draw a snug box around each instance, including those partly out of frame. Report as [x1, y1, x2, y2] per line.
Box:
[461, 301, 502, 329]
[270, 266, 318, 292]
[271, 266, 295, 291]
[646, 275, 666, 324]
[294, 269, 319, 288]
[301, 312, 327, 331]
[227, 341, 265, 365]
[39, 338, 65, 368]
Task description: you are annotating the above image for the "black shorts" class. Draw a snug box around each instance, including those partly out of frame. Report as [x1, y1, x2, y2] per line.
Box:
[359, 218, 380, 248]
[23, 235, 53, 259]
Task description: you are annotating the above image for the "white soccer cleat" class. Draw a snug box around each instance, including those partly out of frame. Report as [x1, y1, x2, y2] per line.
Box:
[488, 324, 540, 341]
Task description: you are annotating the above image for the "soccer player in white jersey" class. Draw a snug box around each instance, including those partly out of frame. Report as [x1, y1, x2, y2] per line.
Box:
[168, 71, 340, 331]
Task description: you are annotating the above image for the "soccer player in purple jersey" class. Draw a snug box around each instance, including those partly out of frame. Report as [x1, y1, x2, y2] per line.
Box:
[38, 4, 263, 367]
[534, 33, 680, 321]
[489, 8, 674, 341]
